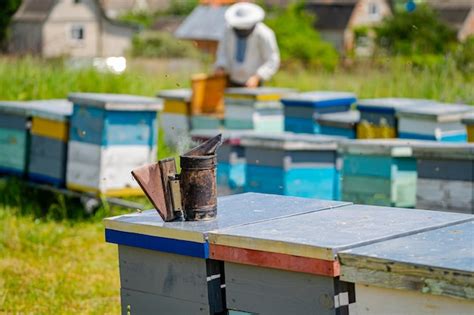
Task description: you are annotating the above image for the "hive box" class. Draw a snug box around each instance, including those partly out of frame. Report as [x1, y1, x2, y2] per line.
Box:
[241, 133, 342, 200]
[27, 99, 72, 186]
[157, 89, 192, 147]
[315, 110, 360, 139]
[191, 129, 255, 196]
[340, 139, 418, 207]
[191, 113, 223, 130]
[224, 87, 293, 132]
[209, 203, 472, 315]
[66, 93, 162, 196]
[0, 101, 33, 176]
[104, 193, 347, 315]
[281, 91, 356, 134]
[397, 102, 473, 142]
[356, 98, 433, 139]
[339, 220, 474, 315]
[462, 113, 474, 142]
[413, 143, 474, 213]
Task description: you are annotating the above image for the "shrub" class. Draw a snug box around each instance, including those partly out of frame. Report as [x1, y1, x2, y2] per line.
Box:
[0, 0, 22, 48]
[375, 4, 457, 56]
[266, 2, 339, 71]
[454, 36, 474, 76]
[130, 31, 201, 59]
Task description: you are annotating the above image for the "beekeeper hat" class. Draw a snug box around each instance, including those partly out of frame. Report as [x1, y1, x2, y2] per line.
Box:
[225, 2, 265, 30]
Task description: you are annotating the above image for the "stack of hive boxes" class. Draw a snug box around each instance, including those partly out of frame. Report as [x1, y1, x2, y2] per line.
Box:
[191, 129, 251, 196]
[397, 103, 473, 142]
[282, 91, 357, 134]
[157, 89, 192, 147]
[340, 139, 418, 208]
[315, 110, 360, 139]
[242, 133, 342, 200]
[462, 113, 474, 142]
[66, 93, 162, 196]
[224, 87, 293, 132]
[28, 99, 72, 186]
[0, 101, 32, 176]
[356, 98, 432, 139]
[413, 143, 474, 214]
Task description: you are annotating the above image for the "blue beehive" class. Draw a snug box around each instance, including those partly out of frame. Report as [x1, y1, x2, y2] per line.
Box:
[28, 99, 73, 186]
[397, 102, 473, 142]
[0, 100, 34, 176]
[66, 93, 162, 196]
[315, 110, 360, 139]
[241, 132, 342, 200]
[340, 139, 418, 207]
[281, 91, 357, 134]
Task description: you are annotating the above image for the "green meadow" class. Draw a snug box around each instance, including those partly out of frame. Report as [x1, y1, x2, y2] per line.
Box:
[0, 56, 472, 313]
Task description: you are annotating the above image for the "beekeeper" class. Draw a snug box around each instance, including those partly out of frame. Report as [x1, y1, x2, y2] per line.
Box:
[214, 2, 280, 88]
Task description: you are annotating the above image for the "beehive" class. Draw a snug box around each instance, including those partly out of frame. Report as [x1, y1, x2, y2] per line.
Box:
[282, 91, 356, 134]
[340, 139, 418, 207]
[413, 142, 474, 213]
[209, 202, 471, 315]
[356, 98, 433, 139]
[397, 102, 473, 142]
[28, 99, 73, 186]
[224, 87, 294, 132]
[315, 110, 360, 139]
[66, 93, 162, 196]
[0, 101, 33, 176]
[157, 89, 192, 147]
[340, 221, 474, 315]
[461, 113, 474, 142]
[241, 133, 342, 200]
[105, 193, 345, 315]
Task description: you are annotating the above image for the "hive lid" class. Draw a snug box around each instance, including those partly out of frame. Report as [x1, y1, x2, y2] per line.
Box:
[412, 142, 474, 160]
[68, 93, 163, 111]
[315, 110, 360, 127]
[28, 99, 73, 121]
[224, 87, 295, 101]
[396, 102, 474, 122]
[0, 100, 34, 115]
[191, 129, 267, 145]
[157, 89, 192, 102]
[208, 204, 473, 262]
[240, 132, 342, 150]
[104, 193, 348, 244]
[357, 98, 434, 113]
[281, 91, 356, 108]
[339, 139, 423, 156]
[339, 221, 474, 298]
[462, 113, 474, 124]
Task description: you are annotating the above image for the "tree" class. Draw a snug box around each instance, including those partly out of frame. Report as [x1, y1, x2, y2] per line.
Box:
[375, 4, 457, 56]
[0, 0, 22, 48]
[265, 2, 339, 71]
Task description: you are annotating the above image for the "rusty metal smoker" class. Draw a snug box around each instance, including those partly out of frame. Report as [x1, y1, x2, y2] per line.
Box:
[132, 134, 222, 221]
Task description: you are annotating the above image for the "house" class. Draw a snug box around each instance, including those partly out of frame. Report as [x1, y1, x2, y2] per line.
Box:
[306, 0, 392, 53]
[10, 0, 138, 58]
[427, 0, 474, 41]
[100, 0, 172, 18]
[174, 0, 237, 55]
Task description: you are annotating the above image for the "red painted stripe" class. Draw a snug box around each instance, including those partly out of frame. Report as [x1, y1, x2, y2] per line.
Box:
[210, 244, 340, 277]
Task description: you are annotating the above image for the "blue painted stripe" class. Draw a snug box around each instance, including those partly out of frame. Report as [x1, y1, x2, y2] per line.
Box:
[28, 173, 64, 187]
[399, 132, 467, 143]
[105, 229, 209, 258]
[284, 117, 319, 134]
[319, 125, 355, 138]
[281, 98, 355, 108]
[356, 105, 396, 114]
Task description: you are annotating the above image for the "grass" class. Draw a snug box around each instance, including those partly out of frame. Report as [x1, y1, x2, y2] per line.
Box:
[0, 56, 472, 313]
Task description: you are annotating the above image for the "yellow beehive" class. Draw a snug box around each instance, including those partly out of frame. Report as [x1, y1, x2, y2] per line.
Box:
[356, 120, 396, 139]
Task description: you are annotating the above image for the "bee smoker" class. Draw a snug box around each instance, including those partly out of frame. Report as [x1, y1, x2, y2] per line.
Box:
[132, 134, 222, 221]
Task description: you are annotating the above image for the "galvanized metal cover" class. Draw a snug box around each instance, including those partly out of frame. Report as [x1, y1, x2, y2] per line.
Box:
[68, 93, 163, 111]
[157, 89, 192, 102]
[281, 91, 356, 107]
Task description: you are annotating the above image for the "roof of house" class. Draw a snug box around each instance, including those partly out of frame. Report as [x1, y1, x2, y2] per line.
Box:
[305, 2, 357, 30]
[13, 0, 139, 30]
[436, 7, 472, 31]
[175, 4, 229, 41]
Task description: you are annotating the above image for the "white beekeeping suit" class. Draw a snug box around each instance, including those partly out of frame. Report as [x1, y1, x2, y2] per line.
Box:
[214, 3, 280, 87]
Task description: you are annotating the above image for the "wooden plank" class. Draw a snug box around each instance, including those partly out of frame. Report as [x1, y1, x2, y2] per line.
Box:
[120, 288, 210, 315]
[118, 245, 211, 303]
[69, 105, 104, 145]
[68, 93, 162, 111]
[417, 159, 473, 182]
[31, 117, 69, 141]
[349, 284, 474, 315]
[104, 111, 156, 146]
[398, 116, 465, 137]
[225, 262, 338, 315]
[163, 99, 190, 115]
[416, 178, 474, 213]
[0, 113, 28, 130]
[0, 127, 27, 171]
[210, 244, 340, 277]
[30, 135, 66, 160]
